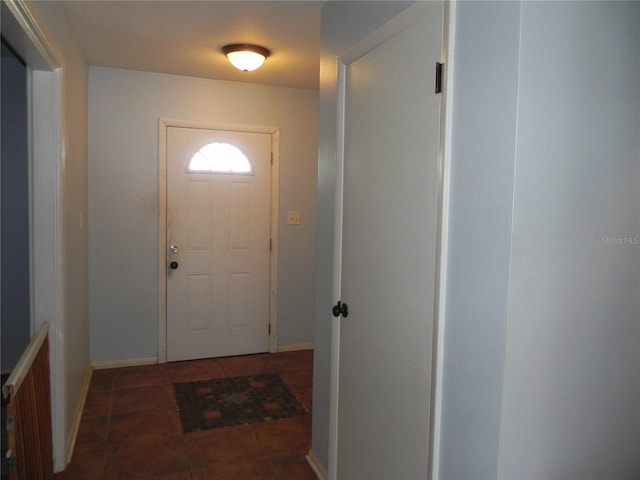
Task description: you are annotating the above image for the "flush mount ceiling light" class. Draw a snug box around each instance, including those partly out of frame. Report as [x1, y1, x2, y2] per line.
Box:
[222, 44, 271, 72]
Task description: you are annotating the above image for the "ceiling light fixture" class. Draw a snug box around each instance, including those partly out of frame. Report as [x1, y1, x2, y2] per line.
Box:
[222, 44, 271, 72]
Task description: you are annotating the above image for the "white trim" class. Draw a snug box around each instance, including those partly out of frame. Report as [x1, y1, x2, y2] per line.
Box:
[91, 357, 158, 370]
[268, 131, 280, 354]
[32, 63, 67, 476]
[158, 121, 169, 363]
[65, 366, 92, 465]
[428, 2, 456, 479]
[276, 342, 314, 353]
[2, 0, 67, 472]
[328, 59, 347, 480]
[158, 120, 279, 362]
[1, 0, 60, 70]
[53, 63, 67, 476]
[306, 450, 328, 480]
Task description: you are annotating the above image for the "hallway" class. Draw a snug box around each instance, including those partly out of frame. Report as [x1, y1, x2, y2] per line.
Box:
[55, 350, 315, 479]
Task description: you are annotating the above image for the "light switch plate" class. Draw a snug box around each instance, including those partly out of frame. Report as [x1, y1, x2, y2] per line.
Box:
[287, 211, 301, 225]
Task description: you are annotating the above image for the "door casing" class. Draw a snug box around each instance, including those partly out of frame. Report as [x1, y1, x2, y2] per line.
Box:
[158, 119, 280, 363]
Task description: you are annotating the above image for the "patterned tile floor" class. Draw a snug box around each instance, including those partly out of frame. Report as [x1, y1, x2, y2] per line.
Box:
[54, 350, 316, 480]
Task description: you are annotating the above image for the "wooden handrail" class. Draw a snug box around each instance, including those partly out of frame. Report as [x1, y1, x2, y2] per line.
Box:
[2, 321, 53, 479]
[2, 322, 49, 401]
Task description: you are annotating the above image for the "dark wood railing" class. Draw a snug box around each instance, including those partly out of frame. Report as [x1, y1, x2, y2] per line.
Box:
[2, 322, 53, 479]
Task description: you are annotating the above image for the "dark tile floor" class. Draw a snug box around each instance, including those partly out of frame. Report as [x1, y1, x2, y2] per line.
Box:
[55, 350, 316, 480]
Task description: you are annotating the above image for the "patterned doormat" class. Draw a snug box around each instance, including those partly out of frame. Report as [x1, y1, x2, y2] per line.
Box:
[173, 373, 309, 433]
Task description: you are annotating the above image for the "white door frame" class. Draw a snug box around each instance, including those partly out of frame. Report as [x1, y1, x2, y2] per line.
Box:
[158, 119, 280, 363]
[429, 3, 456, 477]
[2, 0, 67, 471]
[328, 3, 454, 479]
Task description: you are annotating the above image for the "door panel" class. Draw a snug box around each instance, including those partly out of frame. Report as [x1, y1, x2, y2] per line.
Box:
[231, 182, 251, 249]
[167, 127, 271, 361]
[186, 180, 212, 251]
[336, 4, 443, 478]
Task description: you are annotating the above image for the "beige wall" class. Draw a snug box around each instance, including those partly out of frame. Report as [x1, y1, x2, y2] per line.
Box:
[23, 0, 90, 467]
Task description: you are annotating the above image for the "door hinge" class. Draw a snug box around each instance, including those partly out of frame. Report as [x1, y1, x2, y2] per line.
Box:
[270, 152, 273, 165]
[269, 238, 272, 251]
[268, 324, 271, 335]
[435, 62, 444, 94]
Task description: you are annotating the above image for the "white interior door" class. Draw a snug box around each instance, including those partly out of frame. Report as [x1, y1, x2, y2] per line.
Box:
[166, 127, 271, 362]
[334, 4, 443, 478]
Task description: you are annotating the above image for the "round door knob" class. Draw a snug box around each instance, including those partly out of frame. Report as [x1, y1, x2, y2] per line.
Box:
[169, 261, 179, 270]
[332, 301, 349, 318]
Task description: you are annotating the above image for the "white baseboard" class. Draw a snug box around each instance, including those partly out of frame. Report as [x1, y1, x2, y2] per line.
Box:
[306, 449, 328, 480]
[277, 342, 314, 352]
[65, 365, 92, 466]
[91, 357, 158, 370]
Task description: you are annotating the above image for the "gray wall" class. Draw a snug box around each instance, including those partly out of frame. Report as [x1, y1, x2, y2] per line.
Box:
[439, 2, 521, 477]
[440, 1, 640, 478]
[88, 67, 318, 363]
[1, 43, 30, 374]
[499, 2, 639, 477]
[312, 0, 414, 471]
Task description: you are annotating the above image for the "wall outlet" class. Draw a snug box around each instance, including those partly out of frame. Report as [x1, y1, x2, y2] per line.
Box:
[287, 211, 301, 225]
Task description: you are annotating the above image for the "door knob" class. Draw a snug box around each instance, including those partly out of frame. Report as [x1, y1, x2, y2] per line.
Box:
[169, 261, 179, 270]
[332, 301, 349, 318]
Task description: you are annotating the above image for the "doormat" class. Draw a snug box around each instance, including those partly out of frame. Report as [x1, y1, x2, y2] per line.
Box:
[173, 373, 309, 433]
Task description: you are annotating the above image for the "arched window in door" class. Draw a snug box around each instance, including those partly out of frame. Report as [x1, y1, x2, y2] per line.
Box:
[187, 142, 252, 174]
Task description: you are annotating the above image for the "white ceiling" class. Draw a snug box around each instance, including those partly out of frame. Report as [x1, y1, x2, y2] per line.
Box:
[62, 0, 322, 90]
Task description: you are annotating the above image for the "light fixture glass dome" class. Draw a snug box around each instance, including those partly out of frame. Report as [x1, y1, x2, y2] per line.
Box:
[222, 44, 271, 72]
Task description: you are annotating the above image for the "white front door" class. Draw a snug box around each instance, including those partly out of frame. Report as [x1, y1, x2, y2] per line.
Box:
[334, 3, 443, 478]
[166, 126, 271, 362]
